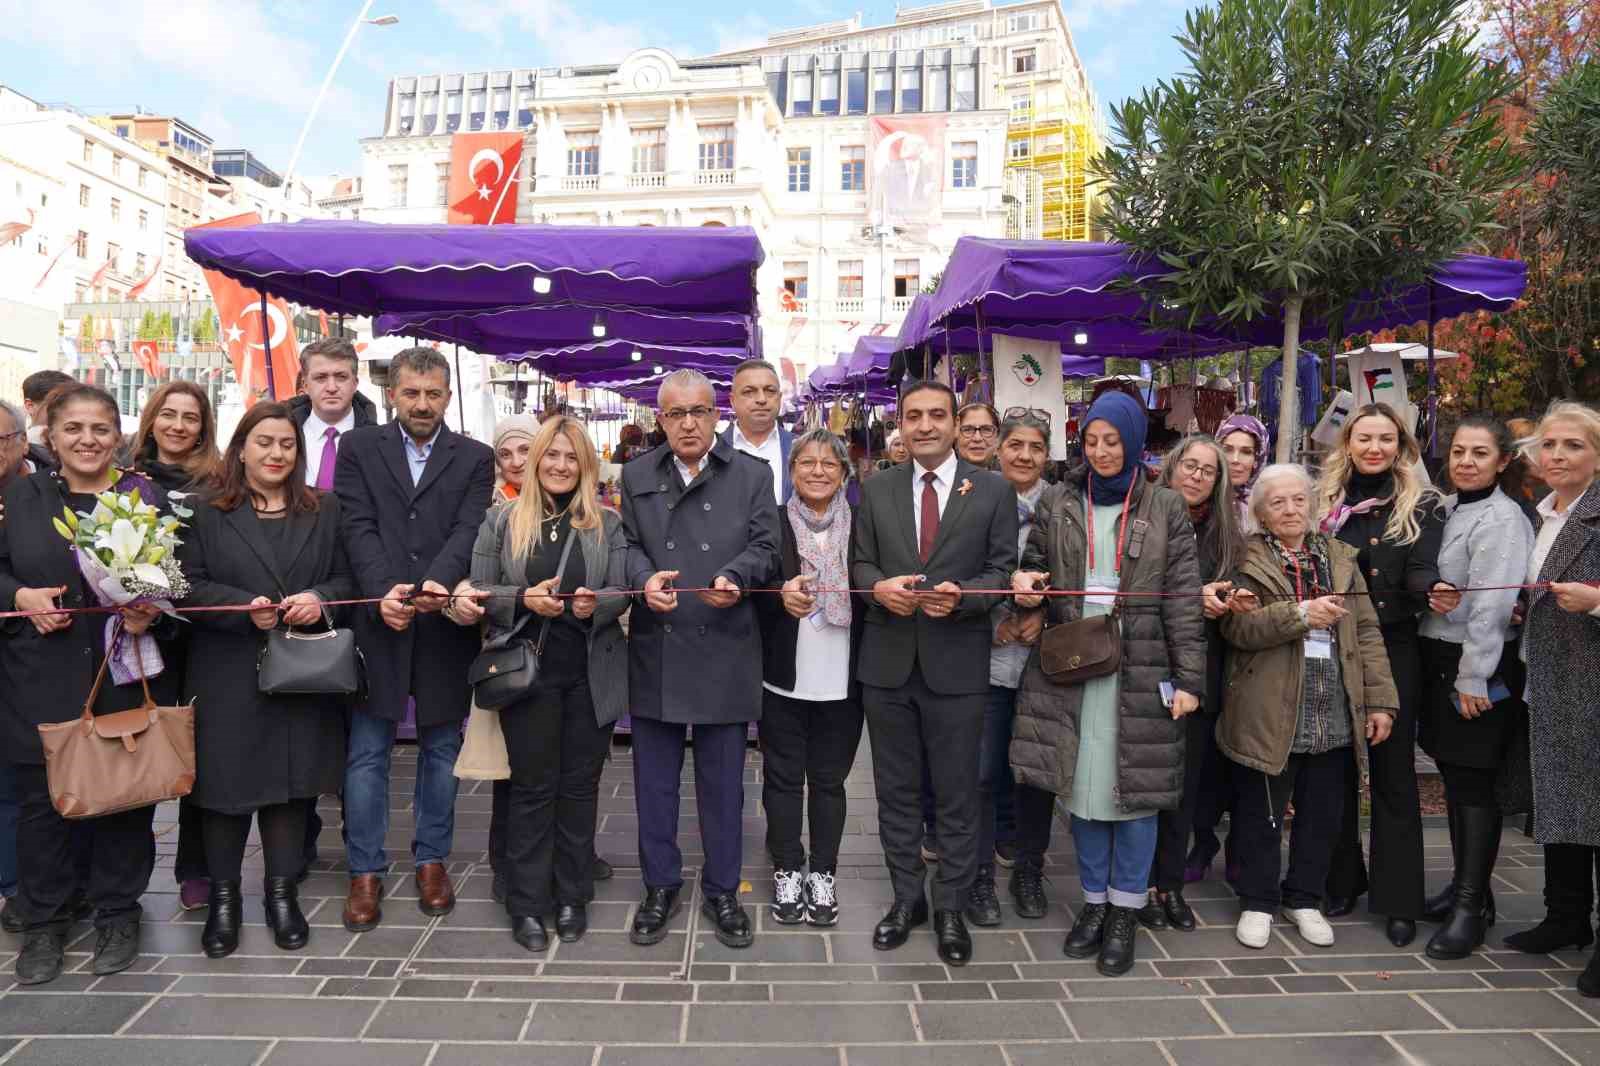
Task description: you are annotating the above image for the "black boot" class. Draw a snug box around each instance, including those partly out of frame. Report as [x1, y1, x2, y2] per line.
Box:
[965, 865, 1002, 928]
[1426, 806, 1500, 960]
[1062, 901, 1108, 959]
[201, 880, 243, 959]
[1097, 905, 1138, 976]
[263, 876, 309, 951]
[1422, 796, 1460, 923]
[1505, 843, 1595, 953]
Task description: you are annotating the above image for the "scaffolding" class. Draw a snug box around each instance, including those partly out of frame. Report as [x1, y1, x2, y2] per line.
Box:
[1003, 71, 1099, 242]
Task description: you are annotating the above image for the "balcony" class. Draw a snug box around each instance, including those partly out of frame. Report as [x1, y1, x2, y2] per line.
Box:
[627, 172, 666, 190]
[696, 169, 735, 186]
[561, 175, 599, 192]
[890, 296, 914, 313]
[835, 297, 864, 315]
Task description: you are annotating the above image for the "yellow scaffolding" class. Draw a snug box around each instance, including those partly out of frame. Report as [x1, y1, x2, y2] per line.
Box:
[1003, 73, 1099, 242]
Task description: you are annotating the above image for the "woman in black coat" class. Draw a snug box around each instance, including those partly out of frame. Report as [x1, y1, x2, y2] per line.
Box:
[0, 383, 176, 986]
[177, 402, 355, 959]
[755, 429, 865, 928]
[1315, 403, 1454, 947]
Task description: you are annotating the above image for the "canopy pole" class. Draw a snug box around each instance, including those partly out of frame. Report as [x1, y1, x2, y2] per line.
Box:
[259, 292, 276, 400]
[976, 307, 992, 404]
[453, 343, 467, 434]
[1426, 286, 1438, 461]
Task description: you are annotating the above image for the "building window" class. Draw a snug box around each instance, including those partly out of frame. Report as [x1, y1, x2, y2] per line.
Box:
[1013, 48, 1038, 75]
[846, 69, 867, 114]
[566, 131, 599, 176]
[517, 88, 535, 128]
[873, 69, 894, 112]
[444, 90, 463, 133]
[79, 184, 90, 208]
[83, 139, 94, 164]
[927, 67, 950, 111]
[952, 142, 977, 188]
[631, 127, 665, 173]
[954, 66, 977, 110]
[783, 262, 808, 300]
[698, 125, 734, 171]
[894, 258, 920, 297]
[838, 260, 863, 299]
[388, 163, 409, 207]
[1011, 94, 1033, 123]
[900, 67, 922, 112]
[138, 166, 148, 189]
[1007, 10, 1041, 32]
[110, 198, 121, 224]
[840, 145, 865, 191]
[419, 92, 438, 135]
[1009, 138, 1032, 160]
[767, 72, 787, 114]
[111, 155, 121, 179]
[106, 242, 120, 273]
[135, 252, 146, 276]
[493, 88, 511, 129]
[786, 147, 811, 193]
[435, 162, 450, 206]
[792, 72, 813, 117]
[74, 230, 88, 258]
[397, 92, 416, 134]
[468, 89, 486, 131]
[819, 71, 840, 115]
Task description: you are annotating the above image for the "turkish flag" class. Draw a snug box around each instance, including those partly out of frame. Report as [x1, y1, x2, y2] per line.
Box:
[447, 132, 524, 225]
[126, 256, 162, 301]
[0, 208, 33, 244]
[192, 212, 301, 403]
[132, 340, 164, 378]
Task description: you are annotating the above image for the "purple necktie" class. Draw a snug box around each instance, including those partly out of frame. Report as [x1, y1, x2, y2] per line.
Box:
[316, 426, 339, 491]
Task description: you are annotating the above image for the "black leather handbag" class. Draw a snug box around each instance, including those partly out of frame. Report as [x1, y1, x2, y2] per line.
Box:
[466, 532, 575, 711]
[258, 610, 365, 698]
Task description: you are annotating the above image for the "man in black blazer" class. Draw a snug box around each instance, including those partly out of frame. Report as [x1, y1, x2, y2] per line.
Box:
[333, 347, 493, 932]
[850, 380, 1018, 966]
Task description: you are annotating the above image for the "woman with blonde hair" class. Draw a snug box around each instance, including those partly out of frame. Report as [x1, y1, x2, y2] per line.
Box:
[1316, 402, 1454, 946]
[452, 416, 629, 952]
[131, 380, 220, 492]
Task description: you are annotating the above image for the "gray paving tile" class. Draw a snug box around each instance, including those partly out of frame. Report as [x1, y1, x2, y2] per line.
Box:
[1479, 969, 1560, 989]
[3, 1038, 266, 1066]
[1211, 992, 1446, 1034]
[318, 978, 399, 997]
[529, 1001, 684, 1042]
[621, 981, 694, 1001]
[167, 974, 326, 996]
[128, 996, 377, 1038]
[1005, 1044, 1171, 1066]
[697, 983, 771, 1001]
[431, 1045, 595, 1066]
[394, 978, 475, 998]
[1289, 953, 1429, 974]
[1165, 1035, 1410, 1066]
[915, 1002, 1073, 1041]
[1342, 970, 1485, 991]
[1419, 989, 1598, 1029]
[1061, 998, 1223, 1039]
[688, 1003, 918, 1043]
[693, 932, 828, 963]
[1392, 1032, 1575, 1066]
[0, 994, 149, 1036]
[471, 980, 618, 1000]
[602, 1049, 839, 1066]
[1274, 974, 1350, 994]
[771, 982, 916, 1002]
[259, 1041, 435, 1066]
[1066, 977, 1204, 998]
[1544, 1032, 1600, 1064]
[843, 1047, 1008, 1066]
[364, 999, 530, 1040]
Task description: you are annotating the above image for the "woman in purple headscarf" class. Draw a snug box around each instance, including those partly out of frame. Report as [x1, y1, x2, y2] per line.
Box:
[1216, 415, 1270, 532]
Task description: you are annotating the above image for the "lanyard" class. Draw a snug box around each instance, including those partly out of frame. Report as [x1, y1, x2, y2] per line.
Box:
[1085, 474, 1137, 576]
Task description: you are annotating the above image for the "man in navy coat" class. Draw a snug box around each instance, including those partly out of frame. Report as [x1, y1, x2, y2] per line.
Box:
[720, 358, 793, 504]
[334, 347, 494, 932]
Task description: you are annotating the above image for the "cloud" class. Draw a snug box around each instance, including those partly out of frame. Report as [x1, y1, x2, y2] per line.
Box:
[706, 14, 780, 56]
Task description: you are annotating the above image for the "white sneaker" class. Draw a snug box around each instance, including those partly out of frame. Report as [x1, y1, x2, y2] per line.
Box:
[1282, 907, 1335, 947]
[770, 869, 806, 924]
[1236, 910, 1273, 949]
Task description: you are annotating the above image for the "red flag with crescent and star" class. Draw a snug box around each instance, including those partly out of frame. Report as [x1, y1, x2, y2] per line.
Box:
[132, 339, 164, 378]
[126, 256, 162, 301]
[192, 212, 301, 404]
[447, 132, 524, 225]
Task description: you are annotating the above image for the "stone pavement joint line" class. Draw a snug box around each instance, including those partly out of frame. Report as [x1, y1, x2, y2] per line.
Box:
[0, 743, 1585, 1066]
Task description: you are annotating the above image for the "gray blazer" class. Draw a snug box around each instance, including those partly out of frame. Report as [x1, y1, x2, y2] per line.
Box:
[469, 502, 630, 727]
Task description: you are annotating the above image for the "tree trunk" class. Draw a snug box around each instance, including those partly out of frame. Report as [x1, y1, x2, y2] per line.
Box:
[1275, 294, 1304, 463]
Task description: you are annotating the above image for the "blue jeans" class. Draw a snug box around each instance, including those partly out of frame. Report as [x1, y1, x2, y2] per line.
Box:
[0, 760, 17, 898]
[1071, 813, 1159, 909]
[976, 685, 1018, 871]
[343, 708, 463, 876]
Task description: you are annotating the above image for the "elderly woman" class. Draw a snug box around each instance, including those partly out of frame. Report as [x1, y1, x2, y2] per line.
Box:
[1509, 402, 1600, 996]
[755, 429, 864, 926]
[1009, 391, 1206, 977]
[957, 402, 1001, 468]
[1219, 464, 1399, 950]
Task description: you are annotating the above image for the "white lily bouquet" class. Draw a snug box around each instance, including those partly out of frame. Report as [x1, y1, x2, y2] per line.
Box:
[52, 481, 194, 684]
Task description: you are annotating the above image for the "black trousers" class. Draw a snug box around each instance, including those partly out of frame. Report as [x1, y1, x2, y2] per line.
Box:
[1151, 710, 1215, 892]
[1438, 761, 1498, 809]
[1013, 782, 1058, 869]
[1231, 747, 1350, 912]
[174, 797, 207, 883]
[500, 678, 611, 918]
[1542, 843, 1600, 924]
[202, 800, 308, 882]
[758, 689, 864, 873]
[1326, 628, 1426, 919]
[14, 763, 154, 932]
[863, 665, 985, 911]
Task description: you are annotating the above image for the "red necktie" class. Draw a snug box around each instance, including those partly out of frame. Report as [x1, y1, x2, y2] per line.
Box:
[919, 471, 939, 563]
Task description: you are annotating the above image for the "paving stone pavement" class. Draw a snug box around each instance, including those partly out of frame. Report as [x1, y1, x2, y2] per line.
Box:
[0, 741, 1592, 1065]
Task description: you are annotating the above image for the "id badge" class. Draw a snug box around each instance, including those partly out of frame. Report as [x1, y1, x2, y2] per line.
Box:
[807, 610, 829, 631]
[1085, 580, 1119, 608]
[1304, 629, 1333, 660]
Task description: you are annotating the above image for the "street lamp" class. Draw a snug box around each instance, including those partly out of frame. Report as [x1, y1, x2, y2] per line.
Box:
[281, 2, 399, 199]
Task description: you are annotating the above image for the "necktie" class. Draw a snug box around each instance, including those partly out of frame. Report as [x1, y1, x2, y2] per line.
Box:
[316, 426, 339, 492]
[919, 471, 939, 563]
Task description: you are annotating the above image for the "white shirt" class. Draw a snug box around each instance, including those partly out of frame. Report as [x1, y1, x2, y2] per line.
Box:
[672, 451, 705, 487]
[910, 450, 959, 540]
[1530, 490, 1600, 618]
[731, 424, 784, 505]
[303, 407, 357, 487]
[764, 522, 851, 702]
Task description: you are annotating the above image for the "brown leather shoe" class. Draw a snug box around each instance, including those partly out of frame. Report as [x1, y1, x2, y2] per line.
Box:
[342, 874, 383, 933]
[415, 862, 455, 917]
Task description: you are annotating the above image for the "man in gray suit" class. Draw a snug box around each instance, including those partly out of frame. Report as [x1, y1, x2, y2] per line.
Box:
[851, 380, 1018, 967]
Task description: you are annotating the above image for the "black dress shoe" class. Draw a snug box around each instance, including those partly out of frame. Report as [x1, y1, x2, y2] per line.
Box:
[1162, 890, 1197, 932]
[14, 929, 67, 985]
[872, 898, 929, 950]
[1505, 918, 1595, 954]
[965, 867, 1002, 928]
[592, 856, 614, 882]
[263, 876, 309, 951]
[201, 880, 243, 959]
[630, 887, 681, 946]
[1009, 866, 1048, 919]
[1323, 895, 1359, 918]
[1097, 905, 1138, 976]
[1135, 891, 1168, 931]
[1578, 948, 1600, 998]
[702, 893, 753, 949]
[1063, 901, 1108, 958]
[91, 918, 140, 976]
[1386, 917, 1417, 947]
[512, 915, 549, 952]
[0, 896, 24, 934]
[934, 909, 972, 966]
[555, 904, 587, 943]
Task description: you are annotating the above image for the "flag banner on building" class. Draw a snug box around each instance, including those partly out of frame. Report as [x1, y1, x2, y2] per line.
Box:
[132, 340, 164, 379]
[34, 242, 70, 290]
[447, 132, 524, 225]
[993, 334, 1069, 461]
[95, 339, 120, 374]
[869, 115, 946, 229]
[869, 323, 890, 336]
[88, 253, 117, 292]
[194, 212, 301, 403]
[0, 208, 33, 244]
[126, 257, 162, 301]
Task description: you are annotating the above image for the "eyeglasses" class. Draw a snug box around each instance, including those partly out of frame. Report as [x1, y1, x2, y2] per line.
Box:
[1178, 458, 1219, 481]
[958, 425, 997, 440]
[1004, 407, 1051, 423]
[795, 458, 843, 473]
[660, 406, 716, 424]
[0, 430, 23, 445]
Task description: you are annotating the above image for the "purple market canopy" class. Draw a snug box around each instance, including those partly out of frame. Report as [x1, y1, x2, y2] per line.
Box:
[377, 306, 754, 358]
[182, 221, 765, 318]
[495, 340, 748, 376]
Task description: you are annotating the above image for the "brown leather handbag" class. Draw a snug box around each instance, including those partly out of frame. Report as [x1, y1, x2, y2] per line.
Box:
[38, 647, 195, 819]
[1039, 604, 1122, 684]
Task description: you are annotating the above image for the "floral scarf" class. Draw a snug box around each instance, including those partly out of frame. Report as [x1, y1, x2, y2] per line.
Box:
[785, 489, 852, 627]
[1262, 530, 1334, 600]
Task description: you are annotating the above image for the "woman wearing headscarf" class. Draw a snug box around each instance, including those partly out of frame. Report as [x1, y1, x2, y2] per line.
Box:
[490, 414, 539, 505]
[1216, 414, 1269, 534]
[1010, 391, 1206, 976]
